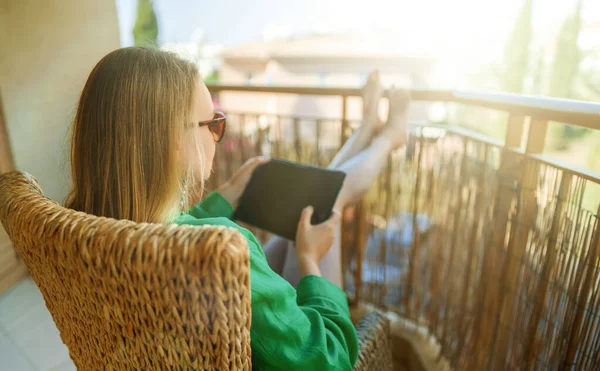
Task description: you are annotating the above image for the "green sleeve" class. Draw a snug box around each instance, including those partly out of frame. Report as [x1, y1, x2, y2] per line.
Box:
[185, 191, 234, 219]
[248, 237, 358, 371]
[174, 213, 358, 371]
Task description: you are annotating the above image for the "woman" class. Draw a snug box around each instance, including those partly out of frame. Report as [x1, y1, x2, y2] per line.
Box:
[66, 47, 409, 370]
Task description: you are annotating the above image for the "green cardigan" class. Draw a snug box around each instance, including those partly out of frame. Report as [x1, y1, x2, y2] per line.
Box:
[174, 191, 358, 370]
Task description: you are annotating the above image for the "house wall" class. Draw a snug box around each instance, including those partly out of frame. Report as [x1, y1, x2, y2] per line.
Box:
[0, 0, 121, 202]
[218, 56, 433, 131]
[0, 0, 120, 294]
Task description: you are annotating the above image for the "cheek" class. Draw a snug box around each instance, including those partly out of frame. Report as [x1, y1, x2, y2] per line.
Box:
[199, 127, 216, 175]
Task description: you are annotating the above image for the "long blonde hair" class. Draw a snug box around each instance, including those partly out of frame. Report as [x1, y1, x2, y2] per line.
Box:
[66, 47, 201, 223]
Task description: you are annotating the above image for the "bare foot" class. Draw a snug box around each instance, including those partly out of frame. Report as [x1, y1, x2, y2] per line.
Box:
[380, 86, 410, 149]
[361, 70, 384, 129]
[328, 70, 384, 168]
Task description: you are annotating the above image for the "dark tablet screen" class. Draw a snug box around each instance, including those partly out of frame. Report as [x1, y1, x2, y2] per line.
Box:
[232, 159, 346, 241]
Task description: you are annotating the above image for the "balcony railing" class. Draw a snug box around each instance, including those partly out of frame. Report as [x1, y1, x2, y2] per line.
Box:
[207, 84, 600, 371]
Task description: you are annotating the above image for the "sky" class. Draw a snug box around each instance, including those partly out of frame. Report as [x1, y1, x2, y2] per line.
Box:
[116, 0, 600, 48]
[115, 0, 600, 89]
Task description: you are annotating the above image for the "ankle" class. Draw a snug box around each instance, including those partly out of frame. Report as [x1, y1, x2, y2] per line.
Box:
[362, 110, 379, 124]
[375, 134, 396, 151]
[378, 132, 407, 151]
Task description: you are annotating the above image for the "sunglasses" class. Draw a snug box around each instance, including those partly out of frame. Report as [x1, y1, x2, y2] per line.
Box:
[196, 111, 227, 142]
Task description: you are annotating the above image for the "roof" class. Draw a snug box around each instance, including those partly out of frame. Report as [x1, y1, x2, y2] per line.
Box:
[220, 33, 438, 61]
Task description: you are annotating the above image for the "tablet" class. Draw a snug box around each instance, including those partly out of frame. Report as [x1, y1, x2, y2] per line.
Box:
[232, 159, 346, 241]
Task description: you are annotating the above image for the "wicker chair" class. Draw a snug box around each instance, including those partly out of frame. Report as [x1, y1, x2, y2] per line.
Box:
[0, 171, 393, 370]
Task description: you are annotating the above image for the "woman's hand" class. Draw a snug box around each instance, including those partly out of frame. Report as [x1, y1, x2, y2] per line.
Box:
[218, 156, 270, 206]
[295, 206, 341, 277]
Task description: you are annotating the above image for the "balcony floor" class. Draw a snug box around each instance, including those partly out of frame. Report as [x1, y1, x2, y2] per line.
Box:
[0, 277, 75, 371]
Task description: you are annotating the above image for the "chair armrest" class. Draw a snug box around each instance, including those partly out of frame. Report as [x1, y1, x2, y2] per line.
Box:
[354, 311, 394, 371]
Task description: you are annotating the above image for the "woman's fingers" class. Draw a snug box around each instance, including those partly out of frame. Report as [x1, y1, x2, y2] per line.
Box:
[299, 206, 314, 229]
[240, 156, 269, 176]
[300, 207, 340, 229]
[246, 156, 270, 168]
[218, 156, 270, 205]
[322, 211, 341, 229]
[230, 156, 270, 183]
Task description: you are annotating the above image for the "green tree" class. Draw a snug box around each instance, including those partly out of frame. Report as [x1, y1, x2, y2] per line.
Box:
[530, 49, 546, 95]
[204, 70, 219, 85]
[133, 0, 159, 47]
[501, 0, 533, 93]
[458, 0, 532, 141]
[547, 0, 583, 99]
[583, 53, 600, 169]
[547, 0, 584, 149]
[578, 53, 600, 97]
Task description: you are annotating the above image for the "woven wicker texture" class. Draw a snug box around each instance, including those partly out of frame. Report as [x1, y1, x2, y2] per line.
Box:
[354, 311, 394, 371]
[0, 171, 252, 370]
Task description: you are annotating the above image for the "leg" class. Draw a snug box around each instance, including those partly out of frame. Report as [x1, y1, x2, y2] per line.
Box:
[264, 133, 385, 276]
[281, 136, 400, 287]
[263, 71, 383, 275]
[328, 71, 383, 168]
[334, 87, 411, 209]
[262, 128, 382, 276]
[282, 88, 411, 287]
[263, 136, 386, 277]
[263, 235, 291, 275]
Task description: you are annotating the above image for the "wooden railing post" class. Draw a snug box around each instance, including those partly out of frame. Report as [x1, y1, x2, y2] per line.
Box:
[378, 156, 394, 307]
[314, 120, 323, 166]
[341, 96, 349, 145]
[518, 119, 550, 370]
[456, 143, 488, 355]
[340, 94, 364, 301]
[239, 114, 248, 161]
[353, 201, 368, 303]
[505, 115, 526, 149]
[441, 139, 469, 348]
[489, 118, 547, 370]
[404, 135, 424, 319]
[293, 118, 302, 161]
[255, 115, 265, 157]
[274, 115, 282, 158]
[473, 115, 525, 369]
[487, 116, 531, 368]
[474, 115, 525, 369]
[525, 119, 548, 153]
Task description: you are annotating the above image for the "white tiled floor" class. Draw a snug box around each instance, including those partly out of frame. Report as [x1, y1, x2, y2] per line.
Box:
[0, 278, 75, 371]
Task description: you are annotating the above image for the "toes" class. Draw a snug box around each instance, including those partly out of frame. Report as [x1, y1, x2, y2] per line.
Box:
[362, 70, 381, 95]
[370, 69, 380, 83]
[388, 86, 411, 115]
[393, 87, 410, 102]
[367, 70, 379, 84]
